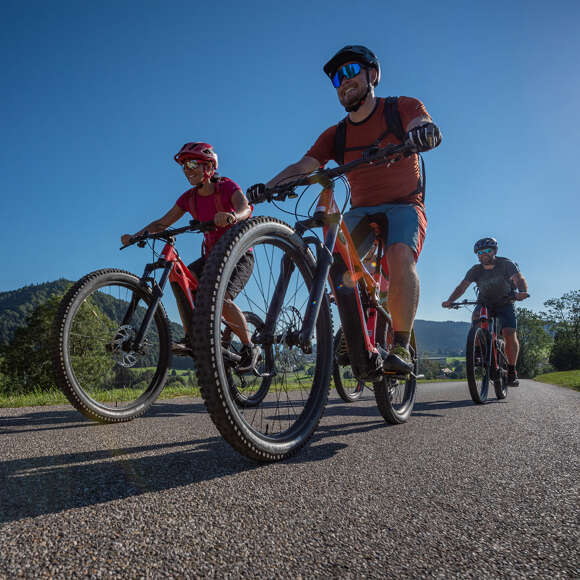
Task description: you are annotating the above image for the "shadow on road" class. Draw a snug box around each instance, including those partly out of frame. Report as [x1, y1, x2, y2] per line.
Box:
[0, 400, 351, 523]
[0, 400, 208, 435]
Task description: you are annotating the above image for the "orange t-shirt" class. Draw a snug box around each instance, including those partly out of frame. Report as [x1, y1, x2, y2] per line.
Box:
[305, 97, 431, 208]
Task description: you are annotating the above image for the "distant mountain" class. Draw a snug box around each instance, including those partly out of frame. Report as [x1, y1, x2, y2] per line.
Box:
[0, 280, 470, 356]
[0, 278, 186, 349]
[0, 279, 73, 345]
[414, 319, 470, 356]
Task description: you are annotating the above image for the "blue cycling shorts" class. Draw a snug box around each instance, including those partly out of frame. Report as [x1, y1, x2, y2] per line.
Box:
[343, 203, 427, 260]
[474, 302, 517, 330]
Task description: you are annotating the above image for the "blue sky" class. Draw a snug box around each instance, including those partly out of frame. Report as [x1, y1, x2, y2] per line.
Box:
[1, 0, 578, 323]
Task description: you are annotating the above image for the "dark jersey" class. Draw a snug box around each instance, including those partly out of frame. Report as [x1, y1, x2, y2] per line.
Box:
[465, 257, 519, 306]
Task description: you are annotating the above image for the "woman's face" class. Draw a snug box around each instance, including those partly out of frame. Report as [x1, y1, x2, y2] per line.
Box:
[182, 159, 209, 186]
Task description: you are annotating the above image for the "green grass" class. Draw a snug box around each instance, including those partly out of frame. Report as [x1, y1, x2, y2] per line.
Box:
[534, 370, 580, 392]
[0, 387, 69, 408]
[0, 384, 203, 409]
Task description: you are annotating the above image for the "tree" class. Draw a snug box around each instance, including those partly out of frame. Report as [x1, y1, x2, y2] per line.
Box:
[419, 358, 441, 380]
[1, 293, 112, 395]
[542, 290, 580, 371]
[515, 307, 552, 378]
[1, 296, 63, 393]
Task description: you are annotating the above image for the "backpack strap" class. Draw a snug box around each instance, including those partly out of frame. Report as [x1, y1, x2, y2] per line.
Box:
[384, 97, 426, 202]
[213, 179, 227, 214]
[383, 96, 405, 142]
[334, 117, 348, 165]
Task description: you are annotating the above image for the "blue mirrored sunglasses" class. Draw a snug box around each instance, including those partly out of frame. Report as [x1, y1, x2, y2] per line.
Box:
[477, 248, 494, 255]
[331, 63, 362, 88]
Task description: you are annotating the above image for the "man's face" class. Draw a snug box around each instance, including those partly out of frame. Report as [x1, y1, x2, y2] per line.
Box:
[477, 248, 496, 266]
[335, 60, 369, 109]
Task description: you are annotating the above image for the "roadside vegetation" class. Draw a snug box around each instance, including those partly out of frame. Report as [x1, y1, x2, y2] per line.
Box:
[534, 370, 580, 392]
[0, 290, 578, 408]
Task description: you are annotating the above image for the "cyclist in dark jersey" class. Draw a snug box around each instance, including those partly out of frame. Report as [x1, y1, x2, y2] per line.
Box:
[248, 45, 441, 374]
[442, 237, 530, 386]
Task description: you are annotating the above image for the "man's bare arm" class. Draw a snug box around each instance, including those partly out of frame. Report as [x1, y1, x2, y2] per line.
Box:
[511, 272, 529, 299]
[266, 155, 321, 189]
[442, 279, 471, 307]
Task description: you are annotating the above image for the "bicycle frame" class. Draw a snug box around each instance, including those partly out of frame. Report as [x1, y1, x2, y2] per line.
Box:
[286, 177, 392, 379]
[474, 305, 505, 380]
[128, 238, 198, 353]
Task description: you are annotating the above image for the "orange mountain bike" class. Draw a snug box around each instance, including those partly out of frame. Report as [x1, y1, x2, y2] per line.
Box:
[191, 142, 421, 462]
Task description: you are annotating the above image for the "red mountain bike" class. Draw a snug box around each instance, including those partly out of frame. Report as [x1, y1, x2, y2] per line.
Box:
[448, 299, 510, 403]
[51, 220, 271, 423]
[192, 142, 422, 462]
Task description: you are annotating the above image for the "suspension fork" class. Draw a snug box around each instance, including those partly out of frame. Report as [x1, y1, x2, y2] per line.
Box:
[130, 259, 173, 351]
[298, 218, 340, 349]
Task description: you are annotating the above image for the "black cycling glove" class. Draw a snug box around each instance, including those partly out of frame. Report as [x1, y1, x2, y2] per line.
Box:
[406, 123, 442, 152]
[247, 183, 266, 204]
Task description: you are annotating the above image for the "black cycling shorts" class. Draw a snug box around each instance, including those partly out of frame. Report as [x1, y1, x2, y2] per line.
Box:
[188, 251, 254, 299]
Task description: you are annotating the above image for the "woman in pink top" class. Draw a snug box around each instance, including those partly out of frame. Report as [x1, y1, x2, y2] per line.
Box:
[121, 142, 260, 371]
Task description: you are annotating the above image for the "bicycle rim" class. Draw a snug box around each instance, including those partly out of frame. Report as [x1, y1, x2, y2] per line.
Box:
[52, 269, 171, 421]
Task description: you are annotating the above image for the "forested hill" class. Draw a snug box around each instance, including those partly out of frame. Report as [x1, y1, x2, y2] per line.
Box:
[0, 280, 470, 355]
[413, 319, 470, 356]
[0, 279, 73, 345]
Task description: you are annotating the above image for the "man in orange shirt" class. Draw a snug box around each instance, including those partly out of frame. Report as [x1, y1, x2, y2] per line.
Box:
[249, 45, 441, 375]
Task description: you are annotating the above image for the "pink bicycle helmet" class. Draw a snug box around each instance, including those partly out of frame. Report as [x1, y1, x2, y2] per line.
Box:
[174, 142, 219, 170]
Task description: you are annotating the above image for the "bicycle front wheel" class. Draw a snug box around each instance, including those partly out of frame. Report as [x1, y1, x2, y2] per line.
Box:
[374, 329, 417, 424]
[192, 217, 333, 462]
[51, 269, 171, 422]
[466, 325, 490, 404]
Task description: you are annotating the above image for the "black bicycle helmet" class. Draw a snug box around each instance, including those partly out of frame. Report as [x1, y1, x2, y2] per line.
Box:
[474, 237, 498, 253]
[323, 45, 381, 86]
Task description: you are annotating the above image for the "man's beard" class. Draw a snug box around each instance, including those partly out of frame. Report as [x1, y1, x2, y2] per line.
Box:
[340, 84, 368, 112]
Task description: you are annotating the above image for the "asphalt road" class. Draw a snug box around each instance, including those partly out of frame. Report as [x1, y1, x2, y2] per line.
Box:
[0, 380, 578, 579]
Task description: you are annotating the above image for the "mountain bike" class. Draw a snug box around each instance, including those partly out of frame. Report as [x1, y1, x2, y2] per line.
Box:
[51, 220, 271, 423]
[447, 300, 510, 403]
[191, 142, 421, 462]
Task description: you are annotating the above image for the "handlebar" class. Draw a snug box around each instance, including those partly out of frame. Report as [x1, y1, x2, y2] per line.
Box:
[248, 142, 417, 205]
[120, 220, 216, 250]
[446, 292, 530, 309]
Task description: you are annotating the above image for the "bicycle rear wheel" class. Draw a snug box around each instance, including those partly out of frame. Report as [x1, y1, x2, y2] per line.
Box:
[221, 311, 273, 407]
[493, 338, 508, 399]
[333, 327, 365, 402]
[466, 325, 490, 404]
[51, 269, 171, 422]
[192, 217, 333, 462]
[374, 329, 417, 424]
